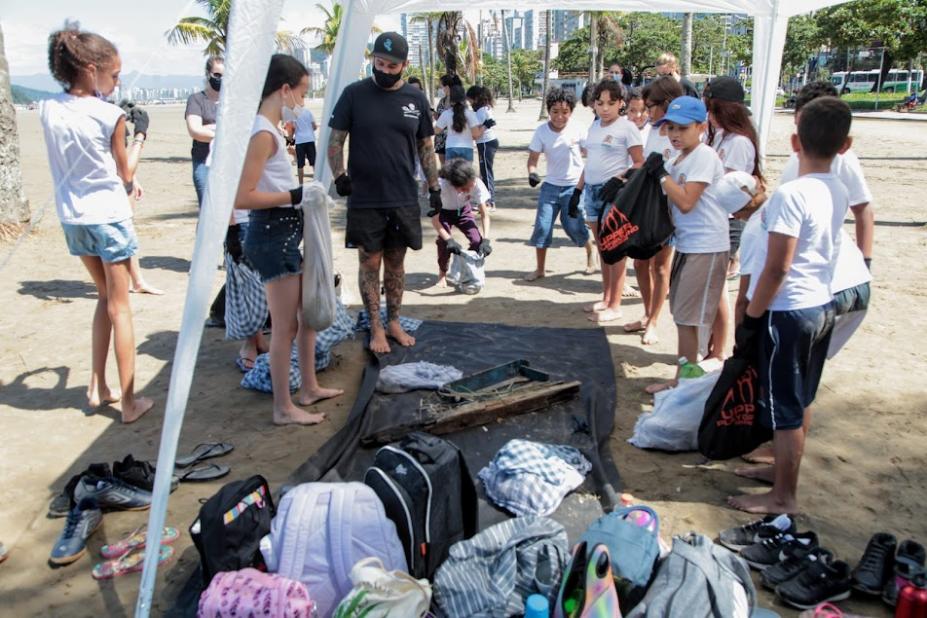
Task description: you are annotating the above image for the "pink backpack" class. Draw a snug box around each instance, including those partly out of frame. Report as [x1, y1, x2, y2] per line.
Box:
[197, 568, 317, 617]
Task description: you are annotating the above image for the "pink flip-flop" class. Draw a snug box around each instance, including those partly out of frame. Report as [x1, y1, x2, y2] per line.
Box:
[92, 544, 174, 580]
[100, 525, 179, 560]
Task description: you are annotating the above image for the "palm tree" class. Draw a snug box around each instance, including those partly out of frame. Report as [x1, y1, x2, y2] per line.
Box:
[0, 22, 29, 232]
[302, 2, 380, 58]
[539, 11, 551, 120]
[411, 12, 444, 101]
[681, 13, 693, 77]
[501, 10, 515, 112]
[166, 0, 300, 55]
[585, 11, 624, 83]
[434, 12, 481, 83]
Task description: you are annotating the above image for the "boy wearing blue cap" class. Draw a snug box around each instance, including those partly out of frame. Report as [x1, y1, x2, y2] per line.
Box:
[644, 96, 729, 394]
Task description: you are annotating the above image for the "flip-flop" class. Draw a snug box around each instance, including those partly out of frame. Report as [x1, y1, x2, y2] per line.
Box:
[174, 442, 233, 468]
[177, 463, 230, 482]
[100, 525, 180, 560]
[623, 320, 646, 333]
[235, 355, 255, 373]
[92, 544, 174, 580]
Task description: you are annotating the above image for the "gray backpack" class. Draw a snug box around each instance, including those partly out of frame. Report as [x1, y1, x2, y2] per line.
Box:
[627, 533, 756, 618]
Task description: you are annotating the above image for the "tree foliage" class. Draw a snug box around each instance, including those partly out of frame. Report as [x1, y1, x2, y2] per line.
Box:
[813, 0, 927, 63]
[166, 0, 300, 55]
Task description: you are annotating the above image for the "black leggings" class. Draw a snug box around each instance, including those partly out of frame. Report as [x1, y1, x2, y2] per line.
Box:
[476, 139, 499, 205]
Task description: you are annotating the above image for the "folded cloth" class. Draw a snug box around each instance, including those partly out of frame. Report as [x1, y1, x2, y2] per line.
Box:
[478, 439, 592, 517]
[376, 362, 463, 394]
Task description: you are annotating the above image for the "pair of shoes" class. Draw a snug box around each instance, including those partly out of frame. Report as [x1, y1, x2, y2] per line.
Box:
[92, 544, 175, 579]
[850, 532, 896, 596]
[762, 545, 834, 590]
[49, 498, 103, 566]
[48, 463, 112, 518]
[74, 475, 152, 511]
[741, 530, 818, 570]
[775, 558, 852, 610]
[718, 514, 795, 552]
[880, 538, 926, 606]
[113, 455, 178, 493]
[100, 525, 180, 560]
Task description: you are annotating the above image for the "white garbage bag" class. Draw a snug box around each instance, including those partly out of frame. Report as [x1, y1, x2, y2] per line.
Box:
[629, 371, 721, 451]
[446, 249, 485, 295]
[301, 183, 336, 331]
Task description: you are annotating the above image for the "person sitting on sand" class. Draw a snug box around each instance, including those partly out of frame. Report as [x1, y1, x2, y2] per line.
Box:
[39, 24, 154, 423]
[236, 54, 342, 426]
[431, 159, 492, 287]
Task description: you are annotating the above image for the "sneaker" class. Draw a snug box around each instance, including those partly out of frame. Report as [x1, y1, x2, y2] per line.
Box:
[113, 455, 178, 493]
[47, 463, 112, 518]
[882, 539, 927, 606]
[49, 498, 103, 565]
[73, 475, 152, 511]
[742, 531, 819, 570]
[776, 559, 852, 610]
[851, 532, 897, 595]
[718, 514, 795, 551]
[762, 546, 834, 590]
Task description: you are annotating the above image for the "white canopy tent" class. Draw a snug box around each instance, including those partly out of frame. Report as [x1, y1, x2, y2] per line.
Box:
[135, 0, 853, 614]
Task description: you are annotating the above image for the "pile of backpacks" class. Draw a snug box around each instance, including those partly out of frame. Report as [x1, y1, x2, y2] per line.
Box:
[191, 431, 759, 618]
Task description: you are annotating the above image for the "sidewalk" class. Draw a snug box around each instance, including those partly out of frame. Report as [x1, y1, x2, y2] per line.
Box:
[775, 107, 927, 121]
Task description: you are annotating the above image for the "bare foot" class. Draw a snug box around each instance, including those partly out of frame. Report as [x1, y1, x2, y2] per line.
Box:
[584, 256, 598, 275]
[387, 321, 416, 347]
[434, 275, 448, 288]
[87, 386, 121, 409]
[735, 465, 775, 484]
[583, 300, 607, 313]
[641, 326, 660, 345]
[623, 319, 647, 333]
[622, 285, 641, 298]
[524, 270, 545, 282]
[121, 397, 154, 424]
[590, 308, 622, 323]
[645, 379, 678, 395]
[273, 406, 326, 426]
[742, 444, 775, 465]
[369, 327, 391, 354]
[130, 283, 165, 295]
[297, 386, 344, 406]
[727, 491, 798, 515]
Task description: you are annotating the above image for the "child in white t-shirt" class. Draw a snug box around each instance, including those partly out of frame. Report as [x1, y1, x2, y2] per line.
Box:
[524, 88, 595, 281]
[575, 80, 644, 323]
[646, 96, 729, 394]
[727, 96, 853, 516]
[284, 103, 317, 184]
[39, 25, 154, 423]
[468, 85, 500, 209]
[435, 85, 484, 162]
[432, 160, 492, 287]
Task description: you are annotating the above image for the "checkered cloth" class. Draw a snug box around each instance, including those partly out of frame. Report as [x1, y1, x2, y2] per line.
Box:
[478, 439, 592, 517]
[224, 251, 268, 341]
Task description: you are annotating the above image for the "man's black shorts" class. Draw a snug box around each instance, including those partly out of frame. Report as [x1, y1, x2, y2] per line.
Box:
[295, 142, 316, 169]
[346, 205, 423, 252]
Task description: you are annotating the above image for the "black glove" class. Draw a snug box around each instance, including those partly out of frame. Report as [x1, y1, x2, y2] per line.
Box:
[644, 151, 668, 180]
[528, 172, 541, 187]
[864, 257, 872, 271]
[445, 237, 463, 255]
[599, 176, 625, 205]
[334, 173, 352, 196]
[289, 185, 303, 206]
[568, 188, 583, 218]
[429, 187, 443, 214]
[482, 118, 497, 129]
[478, 238, 492, 256]
[225, 225, 244, 264]
[129, 107, 149, 137]
[734, 313, 764, 359]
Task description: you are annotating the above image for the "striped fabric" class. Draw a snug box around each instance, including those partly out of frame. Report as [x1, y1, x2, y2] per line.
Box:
[433, 516, 568, 618]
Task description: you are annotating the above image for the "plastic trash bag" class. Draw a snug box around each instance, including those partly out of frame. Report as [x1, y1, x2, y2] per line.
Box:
[446, 250, 485, 295]
[629, 371, 720, 452]
[301, 183, 336, 331]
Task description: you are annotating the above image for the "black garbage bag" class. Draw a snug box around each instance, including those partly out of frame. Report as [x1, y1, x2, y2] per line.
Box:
[697, 355, 772, 460]
[597, 168, 674, 264]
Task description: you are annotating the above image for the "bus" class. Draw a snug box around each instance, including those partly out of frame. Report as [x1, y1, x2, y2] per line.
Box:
[831, 69, 924, 94]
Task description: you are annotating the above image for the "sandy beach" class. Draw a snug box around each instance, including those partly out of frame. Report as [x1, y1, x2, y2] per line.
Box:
[0, 99, 925, 617]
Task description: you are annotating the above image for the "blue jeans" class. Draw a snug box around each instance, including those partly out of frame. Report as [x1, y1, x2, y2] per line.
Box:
[445, 147, 474, 162]
[192, 157, 209, 208]
[529, 183, 589, 248]
[244, 208, 303, 283]
[62, 219, 138, 263]
[582, 183, 606, 223]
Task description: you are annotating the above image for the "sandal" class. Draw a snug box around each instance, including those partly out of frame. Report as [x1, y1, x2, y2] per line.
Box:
[100, 525, 180, 560]
[174, 442, 233, 468]
[92, 544, 174, 580]
[177, 463, 230, 482]
[235, 355, 255, 373]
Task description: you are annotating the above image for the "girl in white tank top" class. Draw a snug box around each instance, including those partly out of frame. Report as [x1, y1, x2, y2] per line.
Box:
[236, 54, 343, 426]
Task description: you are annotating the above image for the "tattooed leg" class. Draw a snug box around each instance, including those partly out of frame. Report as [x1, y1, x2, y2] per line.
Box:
[383, 246, 415, 347]
[358, 248, 389, 354]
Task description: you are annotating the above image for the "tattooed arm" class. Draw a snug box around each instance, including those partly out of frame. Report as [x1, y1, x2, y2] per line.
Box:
[417, 137, 439, 191]
[328, 129, 349, 178]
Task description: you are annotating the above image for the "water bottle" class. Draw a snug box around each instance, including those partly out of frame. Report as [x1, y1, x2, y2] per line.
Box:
[525, 593, 550, 618]
[678, 356, 705, 379]
[896, 573, 927, 618]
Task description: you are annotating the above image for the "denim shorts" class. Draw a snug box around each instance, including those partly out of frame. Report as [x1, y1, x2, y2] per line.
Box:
[445, 147, 474, 162]
[243, 207, 303, 283]
[583, 183, 606, 224]
[62, 219, 138, 263]
[529, 183, 589, 248]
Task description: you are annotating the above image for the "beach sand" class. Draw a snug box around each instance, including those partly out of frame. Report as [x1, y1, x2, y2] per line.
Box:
[0, 101, 925, 616]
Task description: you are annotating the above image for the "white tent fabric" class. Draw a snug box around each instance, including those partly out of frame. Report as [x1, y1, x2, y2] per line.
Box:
[136, 0, 853, 615]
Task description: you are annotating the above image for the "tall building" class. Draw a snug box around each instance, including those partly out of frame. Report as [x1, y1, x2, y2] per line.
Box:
[551, 10, 585, 43]
[400, 14, 430, 69]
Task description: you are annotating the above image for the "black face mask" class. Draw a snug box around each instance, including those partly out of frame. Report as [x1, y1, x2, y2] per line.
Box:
[208, 75, 222, 92]
[372, 67, 402, 89]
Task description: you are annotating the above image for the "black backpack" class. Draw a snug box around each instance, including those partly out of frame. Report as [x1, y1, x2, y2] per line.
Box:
[597, 167, 674, 264]
[364, 432, 478, 579]
[190, 475, 276, 585]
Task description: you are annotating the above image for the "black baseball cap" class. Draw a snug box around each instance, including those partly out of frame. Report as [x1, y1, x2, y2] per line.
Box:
[704, 76, 745, 103]
[372, 32, 408, 63]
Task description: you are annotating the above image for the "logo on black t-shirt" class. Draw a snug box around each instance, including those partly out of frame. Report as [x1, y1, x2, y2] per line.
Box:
[402, 103, 420, 119]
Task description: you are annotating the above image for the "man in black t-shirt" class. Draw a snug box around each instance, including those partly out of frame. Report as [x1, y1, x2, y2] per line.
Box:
[328, 32, 440, 354]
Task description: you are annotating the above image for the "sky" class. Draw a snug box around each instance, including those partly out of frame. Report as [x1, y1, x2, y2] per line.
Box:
[2, 0, 402, 77]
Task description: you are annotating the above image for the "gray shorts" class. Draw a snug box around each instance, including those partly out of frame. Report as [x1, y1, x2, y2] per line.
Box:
[669, 251, 729, 326]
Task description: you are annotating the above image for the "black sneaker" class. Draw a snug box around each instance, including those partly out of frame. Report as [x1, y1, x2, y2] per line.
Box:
[47, 463, 112, 518]
[113, 455, 178, 493]
[851, 532, 897, 595]
[741, 531, 819, 570]
[73, 475, 152, 511]
[762, 546, 833, 590]
[718, 514, 795, 551]
[882, 539, 927, 606]
[48, 498, 103, 565]
[776, 559, 851, 609]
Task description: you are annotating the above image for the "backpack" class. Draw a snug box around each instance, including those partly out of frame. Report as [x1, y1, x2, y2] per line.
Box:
[698, 355, 772, 460]
[190, 475, 275, 586]
[197, 568, 316, 617]
[597, 167, 674, 264]
[260, 482, 407, 618]
[364, 432, 478, 579]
